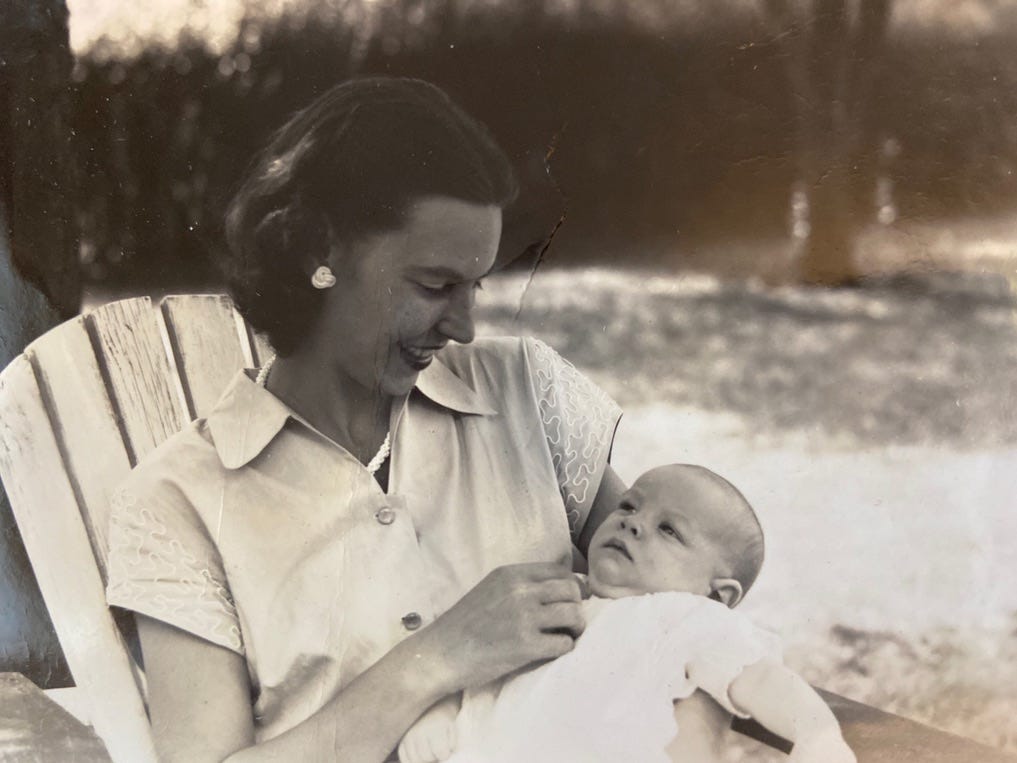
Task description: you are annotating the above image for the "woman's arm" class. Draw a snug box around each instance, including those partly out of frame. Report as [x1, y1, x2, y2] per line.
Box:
[726, 659, 856, 762]
[139, 615, 449, 763]
[139, 562, 585, 762]
[576, 464, 626, 557]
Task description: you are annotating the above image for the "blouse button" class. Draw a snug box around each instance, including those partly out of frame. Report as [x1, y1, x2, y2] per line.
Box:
[401, 612, 422, 631]
[375, 506, 396, 525]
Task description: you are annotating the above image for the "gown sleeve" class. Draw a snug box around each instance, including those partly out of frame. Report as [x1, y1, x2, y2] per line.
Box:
[663, 596, 783, 718]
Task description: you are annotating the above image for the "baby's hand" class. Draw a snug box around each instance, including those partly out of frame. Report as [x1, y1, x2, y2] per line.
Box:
[398, 695, 461, 763]
[788, 728, 856, 763]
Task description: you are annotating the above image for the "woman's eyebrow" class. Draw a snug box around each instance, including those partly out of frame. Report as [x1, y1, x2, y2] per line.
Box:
[406, 265, 489, 282]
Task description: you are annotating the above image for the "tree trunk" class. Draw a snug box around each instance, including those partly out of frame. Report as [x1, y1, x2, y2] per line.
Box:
[800, 161, 859, 283]
[762, 0, 893, 285]
[0, 0, 78, 687]
[1, 0, 81, 316]
[0, 205, 71, 688]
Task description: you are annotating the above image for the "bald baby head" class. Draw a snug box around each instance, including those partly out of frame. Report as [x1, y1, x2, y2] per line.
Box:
[587, 464, 764, 605]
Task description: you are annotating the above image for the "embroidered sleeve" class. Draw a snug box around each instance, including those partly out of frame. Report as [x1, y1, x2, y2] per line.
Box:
[524, 338, 622, 538]
[106, 485, 244, 655]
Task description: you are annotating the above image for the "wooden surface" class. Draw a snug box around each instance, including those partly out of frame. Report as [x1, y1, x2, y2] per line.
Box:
[161, 295, 251, 418]
[734, 690, 1017, 761]
[0, 673, 109, 762]
[822, 690, 1017, 762]
[0, 355, 157, 763]
[86, 298, 188, 464]
[0, 295, 262, 762]
[28, 316, 133, 569]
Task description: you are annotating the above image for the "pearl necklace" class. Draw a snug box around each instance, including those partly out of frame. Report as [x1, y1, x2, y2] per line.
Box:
[256, 354, 392, 476]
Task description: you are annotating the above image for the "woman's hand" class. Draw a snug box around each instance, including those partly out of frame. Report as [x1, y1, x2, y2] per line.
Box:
[415, 562, 585, 693]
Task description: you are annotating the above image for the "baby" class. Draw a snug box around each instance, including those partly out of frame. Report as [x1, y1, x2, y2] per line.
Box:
[398, 464, 855, 763]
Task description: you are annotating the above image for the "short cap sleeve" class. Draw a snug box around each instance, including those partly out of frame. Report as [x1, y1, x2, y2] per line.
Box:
[106, 484, 244, 655]
[525, 338, 622, 537]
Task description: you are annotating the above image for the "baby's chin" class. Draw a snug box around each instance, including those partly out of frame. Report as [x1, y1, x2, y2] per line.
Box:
[586, 567, 652, 599]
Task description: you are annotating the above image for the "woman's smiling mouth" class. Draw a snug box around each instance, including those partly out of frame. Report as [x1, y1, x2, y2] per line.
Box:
[400, 345, 442, 370]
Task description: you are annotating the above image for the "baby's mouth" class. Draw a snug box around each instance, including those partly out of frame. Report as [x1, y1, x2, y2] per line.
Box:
[602, 538, 633, 562]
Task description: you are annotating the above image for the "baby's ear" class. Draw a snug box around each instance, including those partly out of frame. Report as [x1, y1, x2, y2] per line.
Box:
[709, 578, 743, 608]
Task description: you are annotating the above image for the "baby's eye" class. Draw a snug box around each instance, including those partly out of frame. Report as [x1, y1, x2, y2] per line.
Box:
[473, 279, 485, 292]
[617, 502, 636, 514]
[660, 523, 684, 543]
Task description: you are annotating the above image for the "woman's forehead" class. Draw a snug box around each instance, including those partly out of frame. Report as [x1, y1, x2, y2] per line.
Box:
[392, 196, 502, 275]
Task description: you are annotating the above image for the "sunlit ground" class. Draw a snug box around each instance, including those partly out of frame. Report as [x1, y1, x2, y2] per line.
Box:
[474, 247, 1017, 753]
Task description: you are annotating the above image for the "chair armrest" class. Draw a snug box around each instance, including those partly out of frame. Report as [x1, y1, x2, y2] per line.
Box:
[731, 688, 1017, 762]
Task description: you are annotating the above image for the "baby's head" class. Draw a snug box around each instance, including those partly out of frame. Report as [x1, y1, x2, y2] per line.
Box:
[587, 464, 763, 608]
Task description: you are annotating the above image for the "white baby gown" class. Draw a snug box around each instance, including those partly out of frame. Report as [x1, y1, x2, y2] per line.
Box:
[444, 592, 781, 763]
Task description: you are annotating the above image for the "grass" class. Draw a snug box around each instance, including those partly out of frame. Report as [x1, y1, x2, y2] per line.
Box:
[478, 267, 1017, 449]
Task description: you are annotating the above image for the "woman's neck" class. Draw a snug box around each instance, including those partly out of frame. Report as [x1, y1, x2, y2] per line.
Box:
[264, 353, 392, 464]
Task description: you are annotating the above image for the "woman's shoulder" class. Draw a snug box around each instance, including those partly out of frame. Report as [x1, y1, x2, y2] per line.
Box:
[115, 419, 224, 508]
[438, 335, 529, 364]
[436, 335, 567, 381]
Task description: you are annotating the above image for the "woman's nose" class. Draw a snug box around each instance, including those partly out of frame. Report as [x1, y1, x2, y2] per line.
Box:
[437, 287, 477, 344]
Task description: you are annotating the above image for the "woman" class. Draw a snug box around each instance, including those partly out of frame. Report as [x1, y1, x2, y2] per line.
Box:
[105, 77, 626, 762]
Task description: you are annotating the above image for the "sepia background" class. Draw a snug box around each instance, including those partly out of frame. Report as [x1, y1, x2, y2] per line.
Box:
[2, 0, 1017, 755]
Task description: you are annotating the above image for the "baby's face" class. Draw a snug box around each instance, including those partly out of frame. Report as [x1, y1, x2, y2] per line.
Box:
[587, 467, 733, 599]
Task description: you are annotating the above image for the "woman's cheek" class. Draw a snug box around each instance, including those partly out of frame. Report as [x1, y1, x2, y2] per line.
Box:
[399, 298, 446, 339]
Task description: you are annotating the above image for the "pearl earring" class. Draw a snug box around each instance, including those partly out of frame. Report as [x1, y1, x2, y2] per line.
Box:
[311, 265, 336, 289]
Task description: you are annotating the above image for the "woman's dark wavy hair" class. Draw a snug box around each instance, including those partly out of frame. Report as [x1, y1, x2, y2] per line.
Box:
[223, 77, 518, 357]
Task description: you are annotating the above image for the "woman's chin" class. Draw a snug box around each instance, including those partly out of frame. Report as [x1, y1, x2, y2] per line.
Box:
[379, 368, 421, 398]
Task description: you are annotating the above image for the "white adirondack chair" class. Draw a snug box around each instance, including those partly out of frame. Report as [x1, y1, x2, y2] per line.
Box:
[0, 295, 271, 763]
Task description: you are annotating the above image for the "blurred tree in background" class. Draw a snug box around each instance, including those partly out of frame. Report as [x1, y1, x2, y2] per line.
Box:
[62, 0, 1017, 295]
[758, 0, 893, 284]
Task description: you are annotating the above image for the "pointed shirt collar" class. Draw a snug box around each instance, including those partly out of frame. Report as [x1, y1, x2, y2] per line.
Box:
[207, 356, 497, 469]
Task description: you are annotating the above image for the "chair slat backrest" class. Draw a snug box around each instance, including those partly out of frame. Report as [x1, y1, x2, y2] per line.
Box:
[86, 298, 189, 465]
[161, 295, 254, 418]
[29, 315, 134, 573]
[0, 353, 154, 763]
[0, 295, 261, 763]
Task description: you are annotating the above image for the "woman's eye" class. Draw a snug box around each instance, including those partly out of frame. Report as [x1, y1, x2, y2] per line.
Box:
[416, 282, 451, 296]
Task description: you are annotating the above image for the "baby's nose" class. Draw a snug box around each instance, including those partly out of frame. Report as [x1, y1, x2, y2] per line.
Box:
[620, 518, 642, 537]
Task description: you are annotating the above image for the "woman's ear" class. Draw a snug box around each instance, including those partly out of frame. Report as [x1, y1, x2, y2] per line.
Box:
[301, 215, 343, 279]
[709, 578, 743, 608]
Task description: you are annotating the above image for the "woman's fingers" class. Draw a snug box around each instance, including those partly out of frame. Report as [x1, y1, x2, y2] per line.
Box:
[500, 561, 575, 582]
[422, 561, 588, 690]
[540, 632, 578, 660]
[536, 577, 583, 604]
[536, 601, 585, 638]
